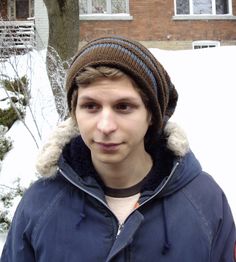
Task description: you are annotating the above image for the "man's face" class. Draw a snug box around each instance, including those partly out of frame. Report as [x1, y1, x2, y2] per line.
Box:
[75, 75, 151, 167]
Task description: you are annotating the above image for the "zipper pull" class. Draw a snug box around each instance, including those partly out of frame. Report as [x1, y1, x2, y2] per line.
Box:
[116, 223, 124, 238]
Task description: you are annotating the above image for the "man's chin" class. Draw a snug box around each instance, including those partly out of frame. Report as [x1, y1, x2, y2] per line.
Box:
[92, 153, 125, 165]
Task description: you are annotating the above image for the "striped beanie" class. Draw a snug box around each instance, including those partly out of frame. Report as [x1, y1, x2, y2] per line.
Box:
[66, 36, 178, 139]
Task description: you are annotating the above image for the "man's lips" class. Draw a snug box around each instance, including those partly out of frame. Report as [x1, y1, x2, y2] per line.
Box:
[94, 141, 123, 151]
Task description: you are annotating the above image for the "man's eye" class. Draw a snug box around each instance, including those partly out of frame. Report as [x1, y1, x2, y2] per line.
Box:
[115, 103, 133, 112]
[80, 103, 99, 111]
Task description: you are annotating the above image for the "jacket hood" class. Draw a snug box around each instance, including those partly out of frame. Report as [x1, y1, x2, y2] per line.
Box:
[36, 118, 190, 178]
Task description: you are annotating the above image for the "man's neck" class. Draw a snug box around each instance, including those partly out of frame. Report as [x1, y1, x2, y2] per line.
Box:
[92, 151, 153, 189]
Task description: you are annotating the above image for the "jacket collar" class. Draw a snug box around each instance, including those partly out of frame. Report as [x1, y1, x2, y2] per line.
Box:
[36, 118, 190, 177]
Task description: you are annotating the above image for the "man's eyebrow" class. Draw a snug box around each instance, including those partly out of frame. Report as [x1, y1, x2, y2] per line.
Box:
[77, 95, 96, 101]
[115, 97, 141, 103]
[78, 95, 141, 103]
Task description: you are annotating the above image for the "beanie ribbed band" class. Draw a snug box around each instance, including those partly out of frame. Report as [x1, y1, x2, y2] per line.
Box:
[65, 36, 178, 137]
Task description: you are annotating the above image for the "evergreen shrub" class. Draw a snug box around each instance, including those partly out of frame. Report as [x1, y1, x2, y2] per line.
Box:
[0, 125, 12, 161]
[0, 179, 25, 232]
[0, 107, 19, 129]
[1, 75, 29, 96]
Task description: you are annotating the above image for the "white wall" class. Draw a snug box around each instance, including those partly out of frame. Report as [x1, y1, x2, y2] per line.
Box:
[34, 0, 49, 49]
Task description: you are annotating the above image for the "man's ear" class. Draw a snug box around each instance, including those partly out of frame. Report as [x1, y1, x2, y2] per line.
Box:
[147, 113, 152, 126]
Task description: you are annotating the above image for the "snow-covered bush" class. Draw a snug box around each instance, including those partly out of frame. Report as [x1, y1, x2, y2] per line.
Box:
[1, 75, 30, 105]
[0, 106, 24, 129]
[0, 75, 29, 163]
[0, 125, 12, 161]
[0, 179, 25, 233]
[0, 75, 29, 128]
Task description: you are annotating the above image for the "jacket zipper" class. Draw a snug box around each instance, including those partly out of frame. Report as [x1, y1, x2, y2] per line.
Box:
[59, 161, 179, 237]
[59, 168, 121, 237]
[115, 161, 180, 235]
[138, 161, 179, 208]
[116, 224, 124, 237]
[59, 168, 112, 210]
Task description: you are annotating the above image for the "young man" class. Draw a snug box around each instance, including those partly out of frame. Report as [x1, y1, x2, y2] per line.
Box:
[1, 36, 235, 262]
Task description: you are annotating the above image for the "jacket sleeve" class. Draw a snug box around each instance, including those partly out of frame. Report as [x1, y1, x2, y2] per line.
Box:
[211, 193, 236, 262]
[0, 200, 36, 262]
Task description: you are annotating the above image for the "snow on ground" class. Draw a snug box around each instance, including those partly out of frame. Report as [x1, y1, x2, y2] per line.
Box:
[0, 50, 59, 254]
[0, 46, 236, 253]
[0, 50, 58, 188]
[150, 46, 236, 221]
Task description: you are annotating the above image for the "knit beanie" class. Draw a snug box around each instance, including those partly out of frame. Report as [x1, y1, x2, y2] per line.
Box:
[65, 36, 178, 141]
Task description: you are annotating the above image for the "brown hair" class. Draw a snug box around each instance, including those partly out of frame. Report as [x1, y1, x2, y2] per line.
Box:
[70, 66, 150, 119]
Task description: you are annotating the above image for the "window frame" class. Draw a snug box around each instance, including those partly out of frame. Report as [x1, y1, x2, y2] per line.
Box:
[192, 40, 220, 49]
[174, 0, 233, 17]
[79, 0, 133, 20]
[8, 0, 34, 20]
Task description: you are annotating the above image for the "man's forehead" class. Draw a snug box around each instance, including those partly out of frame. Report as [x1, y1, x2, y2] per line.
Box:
[77, 79, 143, 102]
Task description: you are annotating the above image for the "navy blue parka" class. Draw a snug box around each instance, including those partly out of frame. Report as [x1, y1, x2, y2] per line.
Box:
[1, 120, 235, 262]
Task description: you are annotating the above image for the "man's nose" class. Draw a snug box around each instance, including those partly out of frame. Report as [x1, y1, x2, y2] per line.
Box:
[97, 109, 117, 135]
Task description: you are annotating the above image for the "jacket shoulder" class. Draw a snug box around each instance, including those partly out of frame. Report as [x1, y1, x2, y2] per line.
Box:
[182, 172, 234, 241]
[182, 172, 226, 219]
[12, 173, 69, 238]
[21, 173, 68, 212]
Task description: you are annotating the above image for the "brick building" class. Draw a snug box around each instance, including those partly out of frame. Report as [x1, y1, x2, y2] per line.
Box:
[79, 0, 236, 49]
[1, 0, 236, 50]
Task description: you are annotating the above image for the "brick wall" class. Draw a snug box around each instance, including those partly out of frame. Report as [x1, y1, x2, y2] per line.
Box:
[80, 0, 236, 49]
[33, 0, 236, 51]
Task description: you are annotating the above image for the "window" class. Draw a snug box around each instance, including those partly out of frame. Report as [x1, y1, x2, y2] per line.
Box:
[15, 0, 29, 19]
[0, 0, 8, 18]
[192, 40, 220, 49]
[176, 0, 230, 15]
[7, 0, 33, 20]
[80, 0, 129, 15]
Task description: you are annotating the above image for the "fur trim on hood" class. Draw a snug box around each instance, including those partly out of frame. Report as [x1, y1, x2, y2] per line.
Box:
[36, 118, 189, 177]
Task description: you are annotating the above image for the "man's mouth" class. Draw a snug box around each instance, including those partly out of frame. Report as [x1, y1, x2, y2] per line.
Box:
[95, 142, 123, 151]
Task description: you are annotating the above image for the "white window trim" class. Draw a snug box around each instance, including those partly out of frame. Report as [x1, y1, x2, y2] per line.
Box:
[79, 13, 133, 20]
[192, 40, 220, 49]
[173, 14, 236, 20]
[79, 0, 133, 20]
[174, 0, 233, 16]
[80, 0, 130, 15]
